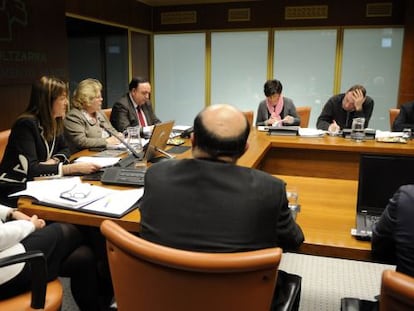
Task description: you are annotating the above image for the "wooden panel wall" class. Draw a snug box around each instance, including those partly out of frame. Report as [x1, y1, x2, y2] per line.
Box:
[398, 0, 414, 106]
[0, 0, 68, 130]
[152, 0, 404, 31]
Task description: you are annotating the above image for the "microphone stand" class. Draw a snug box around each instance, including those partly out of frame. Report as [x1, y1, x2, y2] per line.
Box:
[98, 118, 143, 159]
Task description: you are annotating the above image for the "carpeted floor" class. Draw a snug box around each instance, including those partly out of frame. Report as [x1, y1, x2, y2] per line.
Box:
[60, 252, 396, 311]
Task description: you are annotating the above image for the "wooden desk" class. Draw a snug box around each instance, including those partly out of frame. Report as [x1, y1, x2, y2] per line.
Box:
[278, 175, 369, 261]
[253, 130, 414, 180]
[18, 130, 414, 261]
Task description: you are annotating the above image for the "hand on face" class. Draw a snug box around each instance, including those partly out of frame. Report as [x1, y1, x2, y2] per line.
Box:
[351, 89, 365, 111]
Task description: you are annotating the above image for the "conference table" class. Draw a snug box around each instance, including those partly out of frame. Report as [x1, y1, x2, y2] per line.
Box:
[18, 129, 414, 261]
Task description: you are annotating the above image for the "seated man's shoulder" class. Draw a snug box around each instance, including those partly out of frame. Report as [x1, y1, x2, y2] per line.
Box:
[249, 167, 285, 185]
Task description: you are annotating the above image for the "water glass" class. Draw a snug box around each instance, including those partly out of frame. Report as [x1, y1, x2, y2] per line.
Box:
[403, 128, 412, 139]
[351, 117, 365, 142]
[286, 187, 300, 220]
[126, 126, 143, 153]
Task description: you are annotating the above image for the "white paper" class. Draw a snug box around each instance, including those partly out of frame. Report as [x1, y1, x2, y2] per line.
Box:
[74, 156, 121, 167]
[9, 177, 110, 209]
[257, 126, 269, 132]
[82, 188, 144, 215]
[298, 128, 325, 137]
[173, 125, 192, 131]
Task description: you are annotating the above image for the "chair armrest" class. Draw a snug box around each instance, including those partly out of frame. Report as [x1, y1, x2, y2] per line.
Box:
[0, 251, 47, 309]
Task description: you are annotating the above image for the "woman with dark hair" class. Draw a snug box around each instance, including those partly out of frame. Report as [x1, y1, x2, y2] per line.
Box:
[255, 79, 300, 127]
[0, 76, 101, 207]
[0, 77, 113, 310]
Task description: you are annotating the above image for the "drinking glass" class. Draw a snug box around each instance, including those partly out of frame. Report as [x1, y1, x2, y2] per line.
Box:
[351, 117, 365, 142]
[126, 126, 143, 153]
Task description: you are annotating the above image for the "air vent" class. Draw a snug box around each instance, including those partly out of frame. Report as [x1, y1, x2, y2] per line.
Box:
[160, 11, 197, 25]
[228, 8, 251, 22]
[366, 3, 392, 17]
[285, 5, 328, 20]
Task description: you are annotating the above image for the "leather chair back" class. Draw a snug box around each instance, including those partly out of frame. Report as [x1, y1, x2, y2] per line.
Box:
[0, 251, 63, 311]
[102, 108, 112, 120]
[0, 279, 63, 311]
[243, 110, 254, 127]
[296, 106, 311, 128]
[380, 270, 414, 311]
[100, 219, 282, 311]
[389, 108, 400, 130]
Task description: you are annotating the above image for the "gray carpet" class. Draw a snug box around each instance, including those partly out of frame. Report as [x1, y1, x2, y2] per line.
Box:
[60, 252, 396, 311]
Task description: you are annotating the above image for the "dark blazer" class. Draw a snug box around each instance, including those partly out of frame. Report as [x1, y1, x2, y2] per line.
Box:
[255, 97, 300, 126]
[392, 101, 414, 132]
[372, 185, 414, 277]
[316, 93, 374, 130]
[0, 117, 70, 206]
[139, 158, 304, 253]
[110, 93, 161, 132]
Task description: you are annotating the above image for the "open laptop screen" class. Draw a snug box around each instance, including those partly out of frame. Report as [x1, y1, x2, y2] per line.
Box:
[357, 154, 414, 215]
[144, 120, 175, 162]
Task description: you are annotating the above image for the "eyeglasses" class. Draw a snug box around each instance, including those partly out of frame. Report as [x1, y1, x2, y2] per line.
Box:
[60, 184, 91, 202]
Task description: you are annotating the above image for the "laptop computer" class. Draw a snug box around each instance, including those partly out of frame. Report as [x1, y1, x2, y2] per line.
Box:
[144, 120, 175, 162]
[354, 154, 414, 240]
[100, 121, 175, 186]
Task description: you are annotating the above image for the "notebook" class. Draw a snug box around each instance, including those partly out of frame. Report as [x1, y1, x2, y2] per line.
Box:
[353, 154, 414, 240]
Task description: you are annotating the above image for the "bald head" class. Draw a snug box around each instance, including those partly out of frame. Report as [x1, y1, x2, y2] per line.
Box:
[192, 104, 250, 161]
[202, 104, 248, 139]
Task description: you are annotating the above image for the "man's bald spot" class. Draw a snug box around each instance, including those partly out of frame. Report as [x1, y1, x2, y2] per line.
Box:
[201, 104, 247, 139]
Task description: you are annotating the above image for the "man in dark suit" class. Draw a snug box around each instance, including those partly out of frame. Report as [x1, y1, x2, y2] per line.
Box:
[110, 77, 161, 134]
[139, 104, 304, 309]
[372, 185, 414, 277]
[392, 101, 414, 132]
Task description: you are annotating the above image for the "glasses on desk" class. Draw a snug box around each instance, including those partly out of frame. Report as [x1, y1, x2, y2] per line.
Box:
[60, 184, 91, 202]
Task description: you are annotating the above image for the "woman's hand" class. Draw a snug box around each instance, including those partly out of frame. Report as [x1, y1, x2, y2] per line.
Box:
[30, 215, 46, 230]
[106, 136, 121, 146]
[11, 210, 31, 221]
[282, 115, 294, 125]
[63, 162, 101, 175]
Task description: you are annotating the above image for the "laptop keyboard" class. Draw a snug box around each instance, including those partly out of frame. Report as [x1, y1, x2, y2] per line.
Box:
[101, 167, 145, 187]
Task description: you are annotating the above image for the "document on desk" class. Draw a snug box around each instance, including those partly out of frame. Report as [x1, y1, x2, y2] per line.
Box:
[10, 177, 143, 218]
[9, 177, 110, 209]
[82, 188, 143, 218]
[74, 156, 121, 167]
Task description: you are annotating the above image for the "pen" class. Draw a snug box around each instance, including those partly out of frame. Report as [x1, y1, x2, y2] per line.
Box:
[104, 198, 111, 208]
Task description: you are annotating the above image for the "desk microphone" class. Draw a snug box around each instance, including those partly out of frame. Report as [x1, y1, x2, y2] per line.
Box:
[98, 117, 143, 159]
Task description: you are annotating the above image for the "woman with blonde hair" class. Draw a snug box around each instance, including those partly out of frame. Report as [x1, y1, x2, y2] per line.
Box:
[64, 78, 121, 153]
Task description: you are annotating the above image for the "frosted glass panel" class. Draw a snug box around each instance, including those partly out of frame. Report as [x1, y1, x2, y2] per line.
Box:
[153, 33, 205, 125]
[273, 29, 337, 128]
[342, 28, 404, 130]
[211, 31, 268, 120]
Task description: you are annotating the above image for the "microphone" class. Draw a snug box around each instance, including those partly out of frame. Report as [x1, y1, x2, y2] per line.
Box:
[98, 116, 143, 159]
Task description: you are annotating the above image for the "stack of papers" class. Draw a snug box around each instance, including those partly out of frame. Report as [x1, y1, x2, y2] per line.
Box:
[375, 130, 408, 144]
[298, 128, 325, 137]
[74, 156, 121, 167]
[10, 177, 144, 218]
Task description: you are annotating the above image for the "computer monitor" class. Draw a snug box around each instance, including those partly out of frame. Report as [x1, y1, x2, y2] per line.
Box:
[357, 154, 414, 216]
[144, 120, 175, 162]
